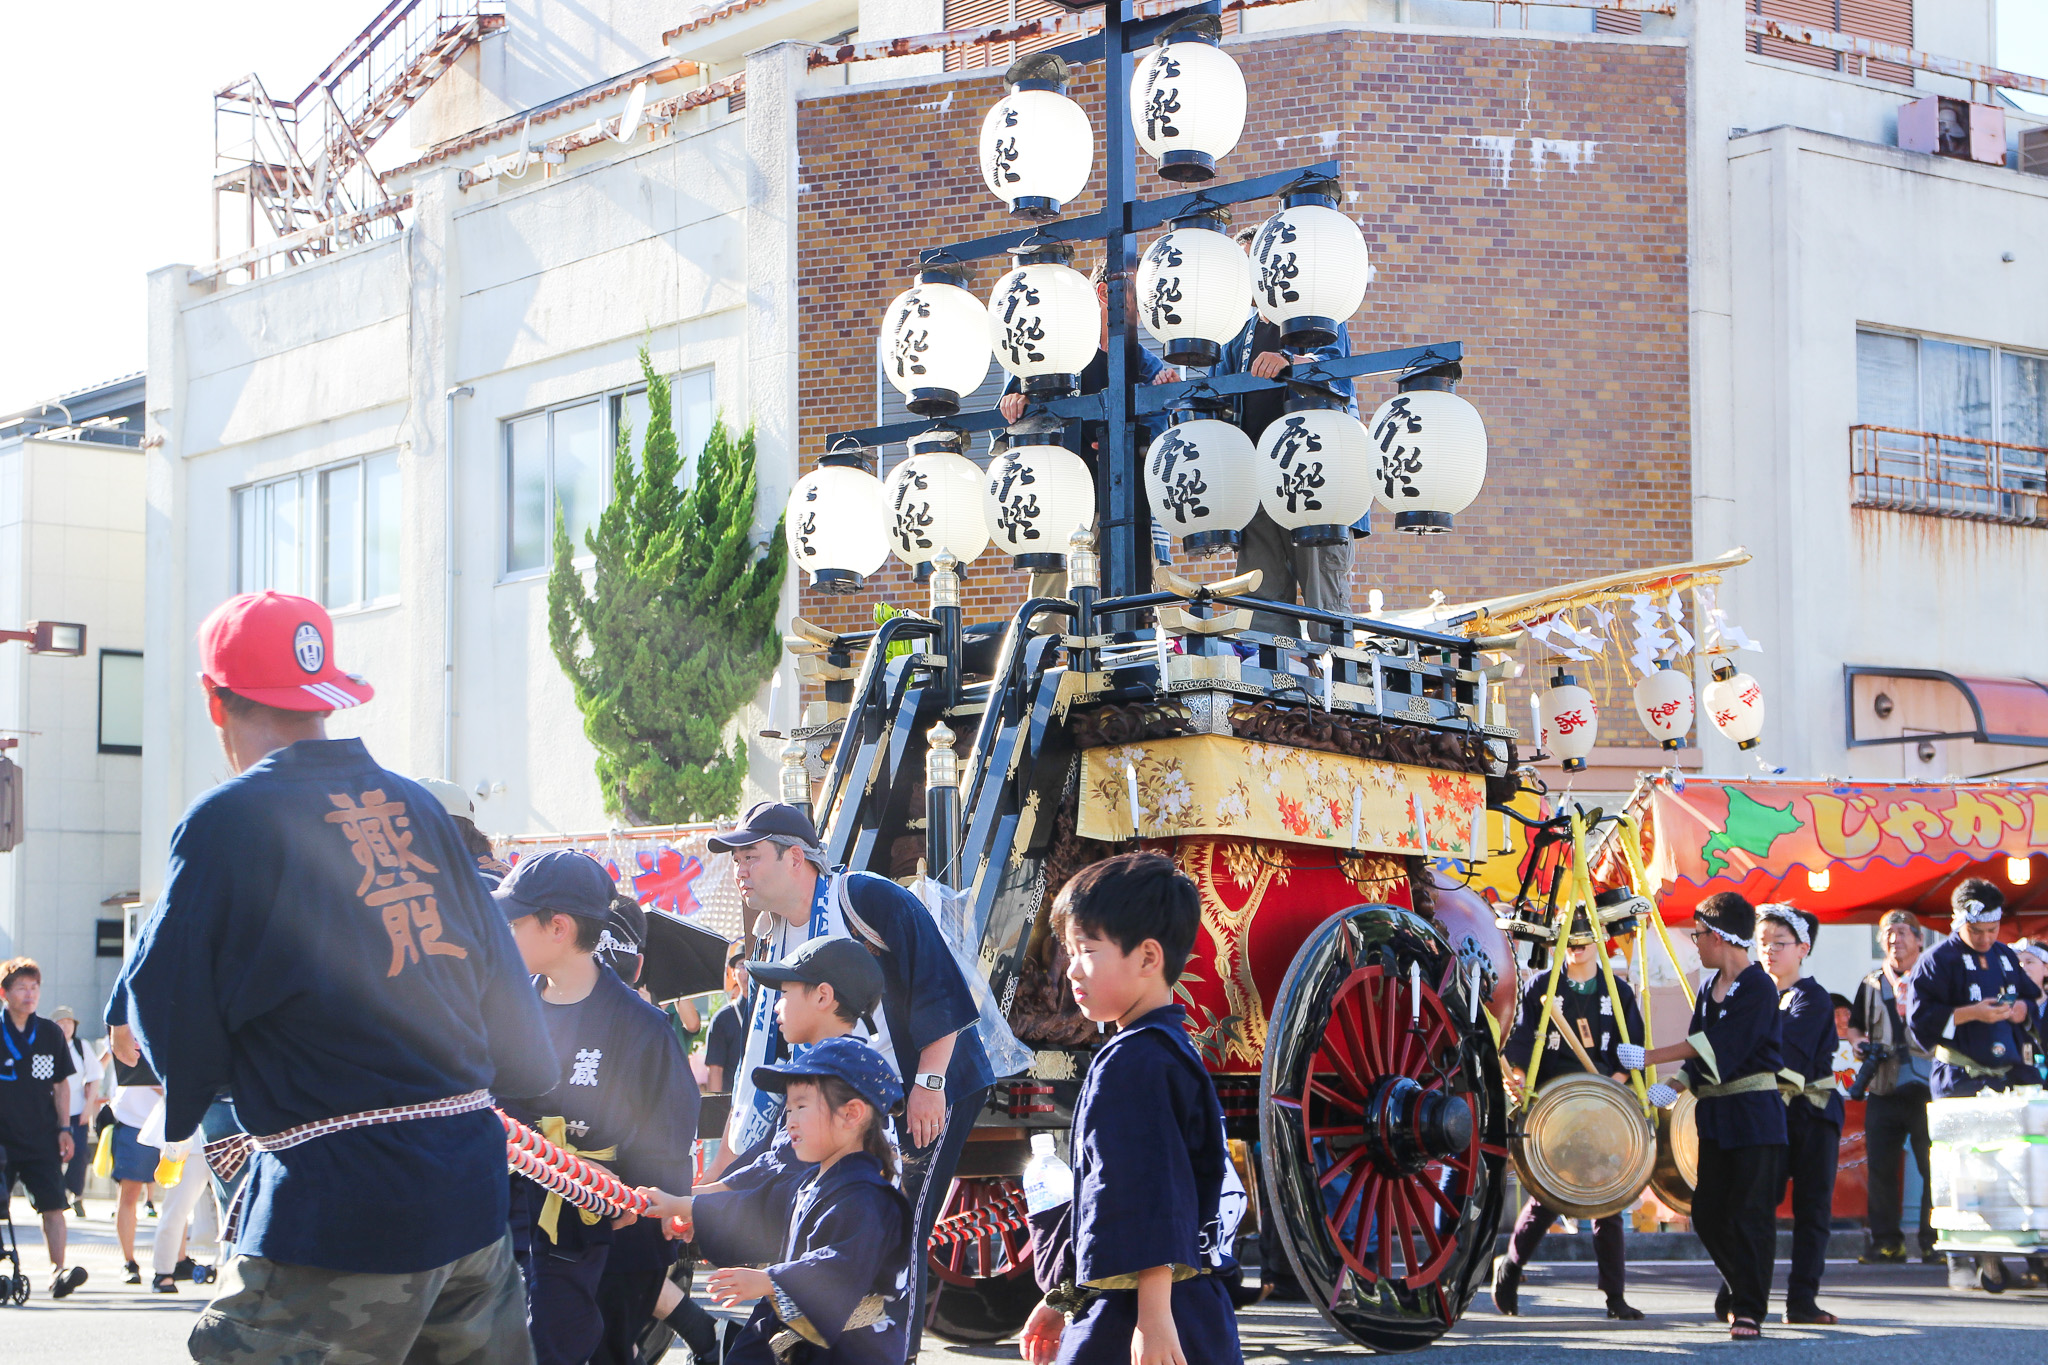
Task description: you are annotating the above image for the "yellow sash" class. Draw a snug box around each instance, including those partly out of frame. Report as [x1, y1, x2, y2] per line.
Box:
[535, 1115, 618, 1244]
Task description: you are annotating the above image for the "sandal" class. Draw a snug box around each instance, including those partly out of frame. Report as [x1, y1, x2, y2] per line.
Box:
[1730, 1317, 1762, 1340]
[1784, 1307, 1837, 1325]
[152, 1273, 179, 1294]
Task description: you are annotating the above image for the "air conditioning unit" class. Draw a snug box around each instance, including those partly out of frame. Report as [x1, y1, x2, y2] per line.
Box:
[1897, 95, 2006, 167]
[2021, 127, 2048, 179]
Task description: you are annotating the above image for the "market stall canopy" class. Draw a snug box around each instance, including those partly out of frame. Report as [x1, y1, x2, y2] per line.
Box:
[1845, 666, 2048, 752]
[1594, 775, 2048, 924]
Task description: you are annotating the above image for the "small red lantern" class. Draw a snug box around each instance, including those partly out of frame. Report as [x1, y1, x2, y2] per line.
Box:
[1702, 659, 1765, 750]
[1539, 670, 1598, 773]
[1631, 660, 1694, 751]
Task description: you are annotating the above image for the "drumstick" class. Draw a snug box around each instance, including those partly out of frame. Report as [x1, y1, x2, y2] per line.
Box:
[1543, 999, 1603, 1075]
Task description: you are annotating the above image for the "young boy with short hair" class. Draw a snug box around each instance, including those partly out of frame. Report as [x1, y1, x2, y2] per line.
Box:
[1021, 852, 1240, 1365]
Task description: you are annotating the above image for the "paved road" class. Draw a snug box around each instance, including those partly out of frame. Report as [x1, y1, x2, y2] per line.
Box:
[6, 1208, 2043, 1363]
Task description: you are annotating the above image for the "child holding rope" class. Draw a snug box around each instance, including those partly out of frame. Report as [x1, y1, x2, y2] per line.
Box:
[637, 1036, 912, 1365]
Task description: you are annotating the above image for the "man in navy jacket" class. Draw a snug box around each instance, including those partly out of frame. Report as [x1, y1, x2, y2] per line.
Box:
[121, 592, 556, 1364]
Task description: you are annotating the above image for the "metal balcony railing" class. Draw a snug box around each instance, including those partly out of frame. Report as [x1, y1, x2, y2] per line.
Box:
[1851, 424, 2048, 528]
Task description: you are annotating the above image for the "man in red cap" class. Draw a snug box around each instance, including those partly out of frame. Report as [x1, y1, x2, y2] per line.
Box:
[115, 592, 557, 1363]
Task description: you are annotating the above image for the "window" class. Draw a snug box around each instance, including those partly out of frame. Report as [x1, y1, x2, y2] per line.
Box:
[234, 453, 401, 607]
[1746, 2, 1912, 86]
[1853, 329, 2048, 524]
[98, 649, 143, 755]
[506, 371, 715, 575]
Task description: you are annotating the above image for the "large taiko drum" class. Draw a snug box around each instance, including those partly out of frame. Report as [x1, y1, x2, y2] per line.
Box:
[1509, 1074, 1656, 1220]
[1649, 1089, 1700, 1215]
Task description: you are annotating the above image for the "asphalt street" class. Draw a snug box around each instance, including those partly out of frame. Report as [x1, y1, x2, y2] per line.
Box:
[5, 1206, 2043, 1363]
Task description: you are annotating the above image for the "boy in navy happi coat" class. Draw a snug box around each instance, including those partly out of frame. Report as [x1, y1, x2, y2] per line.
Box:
[643, 1036, 912, 1365]
[1632, 892, 1786, 1339]
[1907, 879, 2043, 1101]
[498, 851, 700, 1365]
[1756, 904, 1843, 1324]
[1020, 852, 1241, 1365]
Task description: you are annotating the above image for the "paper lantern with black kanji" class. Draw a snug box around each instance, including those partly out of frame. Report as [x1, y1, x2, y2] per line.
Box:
[878, 266, 991, 418]
[1135, 216, 1252, 368]
[984, 443, 1095, 569]
[1143, 417, 1259, 554]
[1254, 406, 1374, 546]
[979, 57, 1093, 219]
[1130, 26, 1247, 183]
[1367, 384, 1489, 533]
[1249, 182, 1371, 349]
[885, 435, 989, 569]
[987, 245, 1099, 396]
[786, 460, 889, 593]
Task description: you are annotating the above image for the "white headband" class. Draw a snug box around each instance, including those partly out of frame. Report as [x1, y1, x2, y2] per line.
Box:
[1756, 903, 1810, 948]
[1701, 921, 1753, 950]
[1958, 898, 2004, 925]
[2017, 941, 2048, 966]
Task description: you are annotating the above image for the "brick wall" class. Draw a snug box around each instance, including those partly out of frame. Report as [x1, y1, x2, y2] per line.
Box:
[793, 30, 1689, 723]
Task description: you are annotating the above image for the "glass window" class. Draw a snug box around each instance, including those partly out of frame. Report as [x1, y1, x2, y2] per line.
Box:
[506, 414, 549, 572]
[365, 452, 401, 601]
[321, 462, 361, 609]
[235, 454, 401, 606]
[1855, 330, 1918, 428]
[2002, 352, 2048, 450]
[553, 401, 605, 552]
[1920, 340, 1994, 441]
[614, 388, 651, 468]
[98, 650, 144, 755]
[676, 368, 716, 487]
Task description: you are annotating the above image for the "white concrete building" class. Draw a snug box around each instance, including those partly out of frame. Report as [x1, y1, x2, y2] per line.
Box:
[141, 0, 2048, 1000]
[0, 375, 148, 1020]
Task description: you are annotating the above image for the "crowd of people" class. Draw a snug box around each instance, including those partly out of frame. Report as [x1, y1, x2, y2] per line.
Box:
[5, 586, 2048, 1365]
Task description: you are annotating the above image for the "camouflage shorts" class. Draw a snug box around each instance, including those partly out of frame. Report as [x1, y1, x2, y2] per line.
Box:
[188, 1231, 534, 1365]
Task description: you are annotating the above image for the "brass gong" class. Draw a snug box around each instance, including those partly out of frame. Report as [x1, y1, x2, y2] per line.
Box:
[1648, 1089, 1699, 1216]
[1509, 1073, 1657, 1220]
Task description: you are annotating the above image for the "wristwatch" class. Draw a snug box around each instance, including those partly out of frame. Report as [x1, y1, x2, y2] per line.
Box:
[914, 1072, 946, 1092]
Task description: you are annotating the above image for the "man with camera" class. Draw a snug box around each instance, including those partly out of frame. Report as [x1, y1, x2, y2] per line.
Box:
[1906, 879, 2044, 1289]
[1846, 909, 1937, 1264]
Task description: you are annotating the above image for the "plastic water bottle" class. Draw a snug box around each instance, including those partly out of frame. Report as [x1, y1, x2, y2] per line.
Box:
[1023, 1132, 1073, 1215]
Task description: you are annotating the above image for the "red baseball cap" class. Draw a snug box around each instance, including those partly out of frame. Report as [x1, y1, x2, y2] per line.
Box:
[198, 592, 373, 712]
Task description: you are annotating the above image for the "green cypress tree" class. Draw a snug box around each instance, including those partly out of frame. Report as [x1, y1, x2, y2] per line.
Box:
[548, 349, 786, 823]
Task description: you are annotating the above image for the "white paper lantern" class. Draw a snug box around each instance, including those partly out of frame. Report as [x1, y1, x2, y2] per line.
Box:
[1368, 382, 1488, 533]
[1539, 671, 1599, 772]
[1130, 26, 1247, 183]
[1144, 417, 1260, 554]
[1632, 660, 1695, 750]
[886, 436, 989, 569]
[979, 58, 1092, 219]
[1249, 181, 1371, 349]
[1702, 660, 1766, 750]
[1135, 216, 1252, 368]
[878, 266, 991, 418]
[987, 245, 1100, 395]
[1255, 405, 1375, 546]
[786, 459, 889, 593]
[984, 442, 1095, 568]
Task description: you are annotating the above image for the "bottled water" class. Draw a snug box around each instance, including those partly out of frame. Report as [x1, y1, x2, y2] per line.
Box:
[1023, 1132, 1074, 1215]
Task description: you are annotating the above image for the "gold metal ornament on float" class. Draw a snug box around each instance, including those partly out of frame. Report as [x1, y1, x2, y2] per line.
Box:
[1648, 1088, 1700, 1216]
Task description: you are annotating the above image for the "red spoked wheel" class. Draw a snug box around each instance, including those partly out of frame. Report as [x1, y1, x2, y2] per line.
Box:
[1261, 905, 1509, 1353]
[923, 1176, 1042, 1344]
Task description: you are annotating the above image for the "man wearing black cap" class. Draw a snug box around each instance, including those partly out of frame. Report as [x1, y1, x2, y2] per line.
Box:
[710, 801, 992, 1361]
[1626, 892, 1787, 1339]
[499, 850, 700, 1365]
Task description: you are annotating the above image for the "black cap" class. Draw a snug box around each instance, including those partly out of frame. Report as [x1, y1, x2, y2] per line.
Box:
[493, 849, 616, 923]
[707, 801, 823, 856]
[597, 894, 647, 984]
[746, 937, 884, 1022]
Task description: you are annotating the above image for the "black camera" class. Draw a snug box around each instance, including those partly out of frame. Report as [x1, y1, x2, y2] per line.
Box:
[1848, 1040, 1893, 1102]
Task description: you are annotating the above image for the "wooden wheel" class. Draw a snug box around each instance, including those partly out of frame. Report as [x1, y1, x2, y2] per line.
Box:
[1260, 905, 1508, 1353]
[923, 1176, 1038, 1344]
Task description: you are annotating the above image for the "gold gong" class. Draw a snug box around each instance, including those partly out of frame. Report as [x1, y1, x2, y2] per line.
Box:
[1509, 1074, 1656, 1220]
[1648, 1089, 1699, 1216]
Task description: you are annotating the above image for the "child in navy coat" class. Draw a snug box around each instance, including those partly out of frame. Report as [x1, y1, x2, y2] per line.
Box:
[639, 1036, 911, 1365]
[1020, 852, 1241, 1365]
